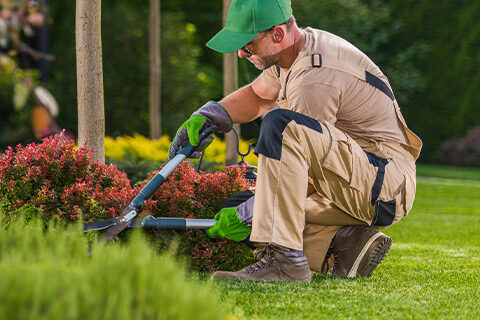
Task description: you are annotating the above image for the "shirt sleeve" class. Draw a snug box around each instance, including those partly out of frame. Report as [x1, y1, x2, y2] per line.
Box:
[260, 65, 281, 90]
[286, 80, 340, 124]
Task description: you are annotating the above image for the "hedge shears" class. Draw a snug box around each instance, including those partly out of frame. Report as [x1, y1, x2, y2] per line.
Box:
[86, 125, 217, 244]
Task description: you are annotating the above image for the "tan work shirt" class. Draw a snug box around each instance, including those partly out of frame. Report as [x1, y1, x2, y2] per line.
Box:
[261, 27, 409, 145]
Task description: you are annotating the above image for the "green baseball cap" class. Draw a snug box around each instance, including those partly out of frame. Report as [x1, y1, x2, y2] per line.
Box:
[206, 0, 292, 53]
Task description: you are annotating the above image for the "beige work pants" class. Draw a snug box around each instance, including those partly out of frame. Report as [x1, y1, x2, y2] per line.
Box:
[250, 109, 416, 271]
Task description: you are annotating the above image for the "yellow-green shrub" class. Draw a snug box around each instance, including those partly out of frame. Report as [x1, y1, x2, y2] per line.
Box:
[105, 133, 258, 167]
[105, 134, 171, 162]
[0, 218, 225, 320]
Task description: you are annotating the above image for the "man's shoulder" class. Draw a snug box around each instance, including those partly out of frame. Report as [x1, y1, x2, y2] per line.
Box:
[303, 27, 359, 52]
[300, 27, 385, 81]
[303, 27, 340, 40]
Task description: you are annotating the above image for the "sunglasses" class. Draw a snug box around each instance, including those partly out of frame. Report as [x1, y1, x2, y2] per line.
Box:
[240, 30, 271, 57]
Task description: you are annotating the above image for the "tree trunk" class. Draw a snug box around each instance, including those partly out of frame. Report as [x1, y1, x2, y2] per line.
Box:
[76, 0, 105, 163]
[36, 0, 49, 82]
[149, 0, 161, 139]
[223, 0, 239, 166]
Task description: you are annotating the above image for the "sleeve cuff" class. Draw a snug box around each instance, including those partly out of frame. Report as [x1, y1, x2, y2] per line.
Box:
[193, 101, 233, 132]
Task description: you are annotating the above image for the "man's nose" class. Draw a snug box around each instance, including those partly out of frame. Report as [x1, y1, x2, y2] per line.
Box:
[238, 49, 249, 58]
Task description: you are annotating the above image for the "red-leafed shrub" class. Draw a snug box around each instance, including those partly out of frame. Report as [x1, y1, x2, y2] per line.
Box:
[440, 126, 480, 167]
[140, 162, 255, 272]
[0, 133, 255, 272]
[0, 132, 133, 224]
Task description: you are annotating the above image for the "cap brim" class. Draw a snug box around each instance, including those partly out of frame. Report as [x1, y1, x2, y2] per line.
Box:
[206, 28, 258, 53]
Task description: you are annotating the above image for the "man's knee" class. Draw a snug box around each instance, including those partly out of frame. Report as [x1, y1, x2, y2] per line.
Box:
[255, 109, 323, 160]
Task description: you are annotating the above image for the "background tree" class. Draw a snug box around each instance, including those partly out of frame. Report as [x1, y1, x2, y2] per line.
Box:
[47, 0, 215, 139]
[149, 0, 161, 139]
[76, 0, 105, 163]
[222, 0, 239, 166]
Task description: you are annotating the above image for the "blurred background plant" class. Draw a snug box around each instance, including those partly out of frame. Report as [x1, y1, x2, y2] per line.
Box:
[0, 0, 47, 53]
[105, 133, 171, 162]
[0, 0, 54, 150]
[0, 218, 226, 320]
[105, 133, 257, 165]
[47, 2, 217, 139]
[0, 55, 38, 148]
[105, 133, 258, 183]
[440, 125, 480, 167]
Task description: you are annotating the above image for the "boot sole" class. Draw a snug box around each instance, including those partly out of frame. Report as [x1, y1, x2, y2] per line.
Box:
[348, 233, 392, 278]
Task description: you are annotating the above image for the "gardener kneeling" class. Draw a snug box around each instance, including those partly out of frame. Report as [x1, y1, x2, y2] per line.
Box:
[169, 0, 422, 282]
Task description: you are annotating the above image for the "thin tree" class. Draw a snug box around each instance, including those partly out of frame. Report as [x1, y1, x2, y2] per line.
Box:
[76, 0, 105, 163]
[223, 0, 240, 165]
[149, 0, 161, 139]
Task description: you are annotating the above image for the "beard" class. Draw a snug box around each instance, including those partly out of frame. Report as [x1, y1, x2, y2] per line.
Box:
[247, 55, 277, 70]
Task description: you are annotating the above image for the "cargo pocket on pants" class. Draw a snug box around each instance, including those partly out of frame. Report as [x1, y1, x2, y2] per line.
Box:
[322, 130, 361, 191]
[371, 170, 407, 227]
[371, 198, 396, 228]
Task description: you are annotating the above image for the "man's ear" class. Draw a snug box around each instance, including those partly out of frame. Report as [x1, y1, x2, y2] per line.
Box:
[271, 26, 285, 43]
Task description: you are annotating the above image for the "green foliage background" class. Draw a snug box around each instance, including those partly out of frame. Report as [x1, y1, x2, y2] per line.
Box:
[47, 0, 216, 138]
[385, 0, 480, 161]
[0, 63, 37, 149]
[1, 0, 478, 163]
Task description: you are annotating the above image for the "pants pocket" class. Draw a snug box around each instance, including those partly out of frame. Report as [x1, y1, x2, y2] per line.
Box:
[322, 128, 361, 190]
[371, 198, 396, 227]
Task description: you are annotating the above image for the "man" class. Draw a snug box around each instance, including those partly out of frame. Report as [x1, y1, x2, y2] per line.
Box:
[169, 0, 422, 282]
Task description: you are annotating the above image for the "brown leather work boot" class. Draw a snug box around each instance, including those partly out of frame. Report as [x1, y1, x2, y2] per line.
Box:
[213, 245, 312, 282]
[325, 226, 392, 278]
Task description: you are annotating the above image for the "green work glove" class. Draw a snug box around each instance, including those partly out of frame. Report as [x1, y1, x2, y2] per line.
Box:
[206, 207, 252, 242]
[168, 101, 233, 160]
[168, 114, 213, 160]
[169, 101, 232, 160]
[181, 114, 206, 147]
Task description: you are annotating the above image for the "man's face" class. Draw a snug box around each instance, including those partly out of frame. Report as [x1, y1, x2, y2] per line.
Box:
[247, 51, 277, 70]
[238, 31, 278, 70]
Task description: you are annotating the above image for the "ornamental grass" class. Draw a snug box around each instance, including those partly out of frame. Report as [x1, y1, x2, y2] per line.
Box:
[0, 218, 225, 320]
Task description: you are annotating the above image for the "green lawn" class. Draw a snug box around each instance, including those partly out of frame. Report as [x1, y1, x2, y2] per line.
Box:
[214, 165, 480, 319]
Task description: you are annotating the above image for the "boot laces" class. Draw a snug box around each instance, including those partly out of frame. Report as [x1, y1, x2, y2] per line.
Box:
[246, 246, 276, 274]
[321, 242, 339, 274]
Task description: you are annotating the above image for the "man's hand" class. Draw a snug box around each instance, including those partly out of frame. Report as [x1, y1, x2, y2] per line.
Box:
[168, 101, 232, 160]
[168, 114, 213, 160]
[206, 207, 251, 242]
